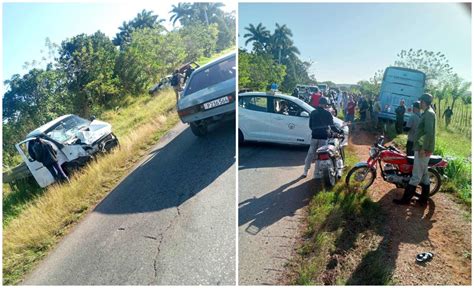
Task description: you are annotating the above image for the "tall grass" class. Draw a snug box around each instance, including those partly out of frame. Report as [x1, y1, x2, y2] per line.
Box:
[2, 90, 179, 285]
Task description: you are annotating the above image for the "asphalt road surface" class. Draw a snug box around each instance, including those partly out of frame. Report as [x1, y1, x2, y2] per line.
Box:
[23, 120, 236, 285]
[238, 142, 317, 285]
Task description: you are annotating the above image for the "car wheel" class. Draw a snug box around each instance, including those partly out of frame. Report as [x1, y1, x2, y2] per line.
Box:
[238, 129, 244, 145]
[190, 122, 207, 137]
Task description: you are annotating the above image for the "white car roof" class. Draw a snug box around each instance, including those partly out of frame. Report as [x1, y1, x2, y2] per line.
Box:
[26, 114, 74, 138]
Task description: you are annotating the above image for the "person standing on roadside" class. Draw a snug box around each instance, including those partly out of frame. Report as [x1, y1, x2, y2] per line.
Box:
[302, 97, 342, 178]
[29, 137, 69, 183]
[393, 93, 436, 206]
[309, 88, 322, 108]
[359, 96, 368, 122]
[395, 99, 406, 134]
[372, 96, 381, 128]
[405, 101, 421, 156]
[171, 69, 182, 103]
[341, 92, 348, 117]
[345, 96, 356, 130]
[442, 106, 453, 127]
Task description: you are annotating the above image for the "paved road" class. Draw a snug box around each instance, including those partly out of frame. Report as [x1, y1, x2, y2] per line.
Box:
[238, 142, 317, 285]
[24, 120, 236, 285]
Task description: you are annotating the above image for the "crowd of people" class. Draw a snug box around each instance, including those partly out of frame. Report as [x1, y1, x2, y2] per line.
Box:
[293, 86, 382, 131]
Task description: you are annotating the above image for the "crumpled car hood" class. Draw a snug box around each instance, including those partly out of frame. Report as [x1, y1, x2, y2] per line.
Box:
[75, 120, 112, 145]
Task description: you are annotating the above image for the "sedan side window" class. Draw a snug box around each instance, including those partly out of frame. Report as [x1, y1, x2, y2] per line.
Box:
[272, 98, 304, 117]
[240, 96, 268, 112]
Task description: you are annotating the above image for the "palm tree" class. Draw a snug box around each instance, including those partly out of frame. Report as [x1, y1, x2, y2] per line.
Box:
[450, 74, 471, 112]
[113, 10, 164, 48]
[270, 24, 299, 64]
[243, 23, 270, 53]
[432, 82, 450, 116]
[169, 3, 192, 26]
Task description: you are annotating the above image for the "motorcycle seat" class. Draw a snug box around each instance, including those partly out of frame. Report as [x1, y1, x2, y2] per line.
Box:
[406, 155, 443, 165]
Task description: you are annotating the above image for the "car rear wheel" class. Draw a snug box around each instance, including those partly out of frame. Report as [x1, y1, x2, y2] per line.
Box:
[190, 121, 207, 137]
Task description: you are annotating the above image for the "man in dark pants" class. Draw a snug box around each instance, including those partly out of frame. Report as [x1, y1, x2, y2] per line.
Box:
[303, 97, 343, 178]
[405, 101, 421, 156]
[393, 94, 436, 206]
[29, 137, 69, 183]
[395, 99, 406, 134]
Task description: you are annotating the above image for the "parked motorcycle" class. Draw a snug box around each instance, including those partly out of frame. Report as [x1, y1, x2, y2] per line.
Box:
[345, 136, 448, 196]
[314, 127, 348, 187]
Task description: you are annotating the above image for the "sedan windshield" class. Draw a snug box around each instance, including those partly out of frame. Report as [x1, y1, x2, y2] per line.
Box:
[46, 115, 91, 143]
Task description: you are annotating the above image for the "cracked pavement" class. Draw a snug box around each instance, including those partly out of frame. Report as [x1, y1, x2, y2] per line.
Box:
[238, 142, 315, 285]
[23, 120, 236, 285]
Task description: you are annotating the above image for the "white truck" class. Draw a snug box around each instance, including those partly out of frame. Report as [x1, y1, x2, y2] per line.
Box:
[13, 114, 119, 187]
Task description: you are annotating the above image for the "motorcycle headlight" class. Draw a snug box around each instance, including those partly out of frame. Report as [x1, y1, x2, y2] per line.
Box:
[369, 147, 377, 158]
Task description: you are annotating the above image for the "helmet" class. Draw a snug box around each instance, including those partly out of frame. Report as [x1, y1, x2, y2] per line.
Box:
[319, 97, 330, 106]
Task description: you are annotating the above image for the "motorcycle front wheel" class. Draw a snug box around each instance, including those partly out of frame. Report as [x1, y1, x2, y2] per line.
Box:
[345, 166, 376, 192]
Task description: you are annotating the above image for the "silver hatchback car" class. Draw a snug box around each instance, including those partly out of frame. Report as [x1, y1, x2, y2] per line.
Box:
[177, 52, 236, 136]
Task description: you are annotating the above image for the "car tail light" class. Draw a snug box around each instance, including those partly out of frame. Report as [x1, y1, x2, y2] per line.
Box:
[178, 106, 199, 117]
[318, 153, 330, 160]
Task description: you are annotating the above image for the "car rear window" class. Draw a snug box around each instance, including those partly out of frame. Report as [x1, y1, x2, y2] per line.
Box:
[183, 56, 236, 96]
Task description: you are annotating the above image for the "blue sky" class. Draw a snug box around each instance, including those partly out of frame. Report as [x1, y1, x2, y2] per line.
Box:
[2, 1, 236, 85]
[239, 3, 471, 84]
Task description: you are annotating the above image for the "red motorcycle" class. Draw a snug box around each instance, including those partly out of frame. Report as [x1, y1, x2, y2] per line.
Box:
[345, 136, 448, 196]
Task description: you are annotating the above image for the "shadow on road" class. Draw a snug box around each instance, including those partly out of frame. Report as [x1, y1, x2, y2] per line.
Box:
[239, 142, 308, 170]
[238, 177, 317, 235]
[94, 119, 235, 215]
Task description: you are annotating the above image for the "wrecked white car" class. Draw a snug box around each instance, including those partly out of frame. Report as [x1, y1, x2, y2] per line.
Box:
[15, 114, 119, 187]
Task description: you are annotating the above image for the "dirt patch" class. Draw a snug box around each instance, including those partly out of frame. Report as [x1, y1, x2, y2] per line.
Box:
[348, 129, 471, 285]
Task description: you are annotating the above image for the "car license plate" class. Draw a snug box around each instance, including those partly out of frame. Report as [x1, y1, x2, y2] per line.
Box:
[203, 96, 230, 110]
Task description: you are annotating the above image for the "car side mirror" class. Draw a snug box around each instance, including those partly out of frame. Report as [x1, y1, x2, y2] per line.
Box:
[89, 115, 96, 121]
[300, 111, 310, 117]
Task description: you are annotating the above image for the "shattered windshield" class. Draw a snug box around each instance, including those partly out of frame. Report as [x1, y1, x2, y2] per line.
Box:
[46, 115, 91, 143]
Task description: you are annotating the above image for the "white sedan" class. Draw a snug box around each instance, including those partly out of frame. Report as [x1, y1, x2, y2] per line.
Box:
[238, 92, 348, 145]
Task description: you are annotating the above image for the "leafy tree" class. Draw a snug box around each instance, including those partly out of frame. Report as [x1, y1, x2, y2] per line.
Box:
[113, 9, 165, 49]
[394, 49, 454, 87]
[238, 49, 286, 91]
[179, 22, 219, 60]
[58, 31, 119, 116]
[215, 10, 235, 51]
[116, 28, 186, 95]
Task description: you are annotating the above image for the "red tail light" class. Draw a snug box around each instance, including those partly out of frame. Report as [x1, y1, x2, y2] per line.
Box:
[318, 153, 330, 160]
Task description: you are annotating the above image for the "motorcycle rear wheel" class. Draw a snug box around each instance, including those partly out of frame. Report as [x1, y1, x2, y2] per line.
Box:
[414, 168, 442, 197]
[323, 167, 336, 188]
[345, 166, 376, 192]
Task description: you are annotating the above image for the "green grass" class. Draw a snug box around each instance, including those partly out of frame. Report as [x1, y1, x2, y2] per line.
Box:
[293, 148, 391, 285]
[196, 46, 235, 66]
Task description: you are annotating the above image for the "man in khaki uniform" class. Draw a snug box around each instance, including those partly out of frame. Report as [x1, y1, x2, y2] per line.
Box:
[393, 93, 436, 206]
